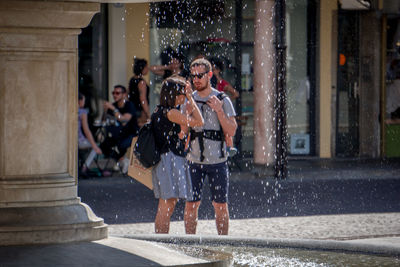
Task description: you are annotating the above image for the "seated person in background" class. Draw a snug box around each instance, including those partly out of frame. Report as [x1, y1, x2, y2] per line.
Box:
[78, 92, 102, 174]
[101, 85, 138, 173]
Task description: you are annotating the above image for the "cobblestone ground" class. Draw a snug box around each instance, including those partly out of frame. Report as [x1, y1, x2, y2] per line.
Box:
[109, 212, 400, 240]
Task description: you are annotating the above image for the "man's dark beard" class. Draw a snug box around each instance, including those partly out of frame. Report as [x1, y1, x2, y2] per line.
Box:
[194, 79, 209, 92]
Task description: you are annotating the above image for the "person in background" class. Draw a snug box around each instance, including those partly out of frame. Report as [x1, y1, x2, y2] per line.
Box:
[386, 106, 400, 124]
[209, 57, 239, 100]
[128, 58, 150, 127]
[101, 85, 138, 174]
[150, 48, 189, 79]
[209, 57, 238, 156]
[78, 92, 102, 174]
[151, 75, 204, 233]
[184, 58, 237, 235]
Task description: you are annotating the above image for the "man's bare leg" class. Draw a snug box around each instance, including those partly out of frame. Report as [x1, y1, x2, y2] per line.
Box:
[213, 201, 229, 235]
[184, 201, 201, 234]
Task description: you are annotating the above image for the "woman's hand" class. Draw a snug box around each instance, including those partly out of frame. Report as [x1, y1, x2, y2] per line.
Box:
[94, 146, 102, 154]
[178, 130, 186, 140]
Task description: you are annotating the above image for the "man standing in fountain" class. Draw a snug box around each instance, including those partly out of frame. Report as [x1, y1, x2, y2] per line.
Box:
[184, 58, 237, 235]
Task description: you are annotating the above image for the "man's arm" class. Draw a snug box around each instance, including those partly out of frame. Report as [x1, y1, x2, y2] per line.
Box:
[115, 110, 132, 125]
[216, 112, 237, 137]
[207, 95, 237, 136]
[104, 101, 132, 125]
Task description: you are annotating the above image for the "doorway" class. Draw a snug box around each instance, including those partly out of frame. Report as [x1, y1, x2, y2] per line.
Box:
[336, 11, 360, 157]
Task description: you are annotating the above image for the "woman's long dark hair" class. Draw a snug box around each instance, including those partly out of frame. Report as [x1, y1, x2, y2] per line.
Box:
[159, 75, 186, 108]
[133, 58, 148, 76]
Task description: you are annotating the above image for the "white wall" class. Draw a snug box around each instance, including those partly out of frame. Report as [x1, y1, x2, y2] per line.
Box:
[108, 3, 127, 99]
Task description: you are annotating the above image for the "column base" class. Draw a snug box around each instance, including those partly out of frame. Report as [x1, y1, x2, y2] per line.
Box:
[0, 200, 107, 245]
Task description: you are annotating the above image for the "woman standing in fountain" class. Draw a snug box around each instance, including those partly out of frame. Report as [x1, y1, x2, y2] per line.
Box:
[151, 75, 204, 233]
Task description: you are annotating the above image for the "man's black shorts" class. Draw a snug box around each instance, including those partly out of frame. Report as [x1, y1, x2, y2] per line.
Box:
[187, 161, 229, 203]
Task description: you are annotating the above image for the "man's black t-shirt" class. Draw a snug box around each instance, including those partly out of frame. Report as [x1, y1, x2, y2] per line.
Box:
[108, 100, 138, 138]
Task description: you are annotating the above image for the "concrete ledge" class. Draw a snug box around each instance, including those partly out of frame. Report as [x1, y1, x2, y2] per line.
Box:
[0, 203, 107, 245]
[123, 234, 400, 258]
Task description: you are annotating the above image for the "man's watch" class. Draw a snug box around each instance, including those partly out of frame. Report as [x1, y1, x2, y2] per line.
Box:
[113, 108, 119, 114]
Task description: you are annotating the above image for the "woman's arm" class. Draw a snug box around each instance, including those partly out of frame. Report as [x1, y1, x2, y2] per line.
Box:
[184, 85, 204, 127]
[149, 65, 168, 76]
[80, 113, 102, 154]
[138, 80, 150, 119]
[223, 83, 239, 99]
[104, 101, 132, 125]
[167, 82, 204, 128]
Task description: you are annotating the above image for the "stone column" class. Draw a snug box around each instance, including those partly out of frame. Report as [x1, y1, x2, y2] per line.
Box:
[253, 0, 276, 172]
[0, 0, 107, 245]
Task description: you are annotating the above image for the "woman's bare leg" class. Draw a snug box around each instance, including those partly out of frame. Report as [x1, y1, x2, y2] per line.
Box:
[155, 198, 177, 234]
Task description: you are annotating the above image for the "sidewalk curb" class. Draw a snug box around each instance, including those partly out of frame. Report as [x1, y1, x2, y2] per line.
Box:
[118, 234, 400, 258]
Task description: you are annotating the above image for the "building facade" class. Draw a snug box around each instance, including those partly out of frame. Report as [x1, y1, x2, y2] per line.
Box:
[81, 0, 400, 165]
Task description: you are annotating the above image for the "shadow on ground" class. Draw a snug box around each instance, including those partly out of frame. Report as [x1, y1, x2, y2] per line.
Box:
[0, 242, 159, 266]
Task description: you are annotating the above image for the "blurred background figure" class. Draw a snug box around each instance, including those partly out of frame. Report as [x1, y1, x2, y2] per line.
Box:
[150, 46, 189, 79]
[209, 57, 239, 100]
[129, 58, 150, 127]
[78, 92, 102, 175]
[101, 85, 138, 174]
[209, 57, 238, 156]
[386, 106, 400, 124]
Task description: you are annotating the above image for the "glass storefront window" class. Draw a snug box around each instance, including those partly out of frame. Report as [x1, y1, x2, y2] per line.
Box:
[286, 0, 310, 155]
[385, 17, 400, 157]
[149, 0, 312, 156]
[149, 0, 254, 153]
[386, 18, 400, 118]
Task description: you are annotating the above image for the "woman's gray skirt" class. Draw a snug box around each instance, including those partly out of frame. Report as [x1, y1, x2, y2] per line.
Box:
[152, 151, 192, 200]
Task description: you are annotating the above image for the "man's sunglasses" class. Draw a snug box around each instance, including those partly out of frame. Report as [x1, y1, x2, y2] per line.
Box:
[190, 72, 208, 80]
[112, 91, 122, 95]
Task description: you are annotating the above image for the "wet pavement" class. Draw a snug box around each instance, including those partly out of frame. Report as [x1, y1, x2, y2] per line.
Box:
[1, 158, 400, 266]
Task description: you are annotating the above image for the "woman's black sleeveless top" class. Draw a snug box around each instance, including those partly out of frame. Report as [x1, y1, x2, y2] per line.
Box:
[152, 106, 186, 157]
[128, 77, 149, 112]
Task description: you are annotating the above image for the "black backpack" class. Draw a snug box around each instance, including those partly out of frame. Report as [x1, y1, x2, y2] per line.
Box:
[134, 121, 160, 168]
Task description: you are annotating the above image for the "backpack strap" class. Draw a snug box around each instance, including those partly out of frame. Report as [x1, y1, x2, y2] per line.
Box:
[191, 93, 228, 161]
[216, 93, 228, 159]
[190, 129, 223, 162]
[217, 92, 228, 101]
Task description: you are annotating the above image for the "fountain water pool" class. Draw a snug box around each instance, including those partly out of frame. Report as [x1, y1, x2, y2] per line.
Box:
[127, 235, 400, 267]
[164, 244, 400, 267]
